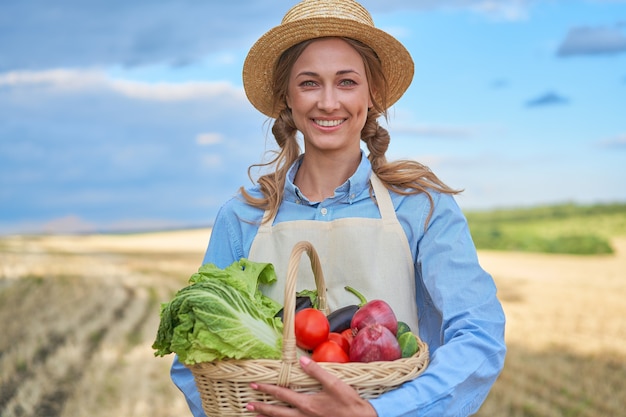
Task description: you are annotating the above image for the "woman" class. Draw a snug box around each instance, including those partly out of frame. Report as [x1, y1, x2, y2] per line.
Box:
[171, 1, 506, 416]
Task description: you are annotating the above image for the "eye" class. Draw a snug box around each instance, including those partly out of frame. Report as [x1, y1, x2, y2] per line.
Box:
[299, 80, 318, 87]
[339, 79, 357, 87]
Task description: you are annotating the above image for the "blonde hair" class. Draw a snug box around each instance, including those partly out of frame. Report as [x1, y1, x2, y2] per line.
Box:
[240, 37, 460, 225]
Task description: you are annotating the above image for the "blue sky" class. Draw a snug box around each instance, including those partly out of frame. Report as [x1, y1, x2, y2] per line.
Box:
[1, 0, 625, 235]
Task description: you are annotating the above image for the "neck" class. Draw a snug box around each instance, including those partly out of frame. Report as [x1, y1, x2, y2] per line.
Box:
[294, 151, 361, 202]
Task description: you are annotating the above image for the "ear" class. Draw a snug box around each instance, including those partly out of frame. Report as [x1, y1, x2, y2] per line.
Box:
[285, 94, 292, 109]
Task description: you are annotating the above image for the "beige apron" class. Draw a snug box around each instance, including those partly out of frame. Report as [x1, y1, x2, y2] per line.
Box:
[249, 174, 419, 333]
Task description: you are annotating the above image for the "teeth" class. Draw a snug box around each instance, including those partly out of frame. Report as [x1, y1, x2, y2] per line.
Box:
[315, 119, 344, 127]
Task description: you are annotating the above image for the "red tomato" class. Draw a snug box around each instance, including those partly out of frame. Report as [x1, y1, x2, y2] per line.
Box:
[341, 328, 355, 347]
[311, 340, 350, 363]
[328, 332, 350, 354]
[294, 308, 330, 351]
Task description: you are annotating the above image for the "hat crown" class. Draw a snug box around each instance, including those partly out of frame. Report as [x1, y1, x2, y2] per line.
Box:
[282, 0, 374, 27]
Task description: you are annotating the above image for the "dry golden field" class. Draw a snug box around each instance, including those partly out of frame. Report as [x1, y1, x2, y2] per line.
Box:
[1, 230, 624, 417]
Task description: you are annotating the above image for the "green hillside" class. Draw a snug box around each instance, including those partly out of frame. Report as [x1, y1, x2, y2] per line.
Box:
[464, 202, 626, 255]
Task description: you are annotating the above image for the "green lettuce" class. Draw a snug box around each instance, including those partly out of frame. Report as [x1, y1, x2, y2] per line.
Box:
[152, 258, 284, 364]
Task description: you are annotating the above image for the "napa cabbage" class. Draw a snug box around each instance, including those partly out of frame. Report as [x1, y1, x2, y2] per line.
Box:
[152, 258, 284, 365]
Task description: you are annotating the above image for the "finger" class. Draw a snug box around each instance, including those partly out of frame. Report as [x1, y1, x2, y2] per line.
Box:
[298, 356, 344, 392]
[298, 356, 376, 416]
[250, 382, 293, 401]
[247, 399, 298, 417]
[248, 382, 305, 415]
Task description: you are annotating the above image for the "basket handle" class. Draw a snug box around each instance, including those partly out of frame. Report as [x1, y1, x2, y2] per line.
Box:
[277, 241, 328, 386]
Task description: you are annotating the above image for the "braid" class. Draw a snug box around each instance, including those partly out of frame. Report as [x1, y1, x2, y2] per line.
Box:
[361, 109, 389, 172]
[271, 108, 297, 150]
[361, 111, 461, 227]
[241, 108, 301, 222]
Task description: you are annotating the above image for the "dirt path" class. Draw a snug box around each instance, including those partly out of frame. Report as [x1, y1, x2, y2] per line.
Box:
[1, 230, 624, 417]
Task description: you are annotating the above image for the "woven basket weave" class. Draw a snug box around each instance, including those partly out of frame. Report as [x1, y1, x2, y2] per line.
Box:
[188, 240, 429, 416]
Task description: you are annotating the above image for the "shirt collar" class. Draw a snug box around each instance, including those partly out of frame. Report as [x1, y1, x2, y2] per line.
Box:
[285, 151, 372, 206]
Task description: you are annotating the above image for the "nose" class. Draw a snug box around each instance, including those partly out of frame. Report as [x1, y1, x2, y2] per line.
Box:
[317, 86, 340, 112]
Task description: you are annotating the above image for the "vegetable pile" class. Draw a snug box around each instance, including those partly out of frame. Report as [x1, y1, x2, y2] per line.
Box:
[153, 262, 419, 365]
[290, 286, 421, 363]
[152, 259, 284, 365]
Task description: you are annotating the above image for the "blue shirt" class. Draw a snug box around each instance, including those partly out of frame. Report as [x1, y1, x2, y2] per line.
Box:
[171, 152, 506, 417]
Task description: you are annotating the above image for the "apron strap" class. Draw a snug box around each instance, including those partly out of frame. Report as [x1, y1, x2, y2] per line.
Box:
[258, 210, 276, 233]
[370, 174, 397, 223]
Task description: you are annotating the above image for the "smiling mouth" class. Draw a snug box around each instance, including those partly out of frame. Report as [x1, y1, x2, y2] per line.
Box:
[313, 119, 345, 127]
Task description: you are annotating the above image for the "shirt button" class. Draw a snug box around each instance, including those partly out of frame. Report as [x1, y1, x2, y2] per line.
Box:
[320, 208, 328, 215]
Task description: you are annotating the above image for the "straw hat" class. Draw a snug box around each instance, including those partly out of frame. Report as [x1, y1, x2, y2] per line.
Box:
[242, 0, 414, 118]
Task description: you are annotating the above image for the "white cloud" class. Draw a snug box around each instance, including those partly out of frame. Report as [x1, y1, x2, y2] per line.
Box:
[196, 133, 224, 146]
[109, 79, 242, 101]
[0, 68, 244, 102]
[0, 68, 104, 89]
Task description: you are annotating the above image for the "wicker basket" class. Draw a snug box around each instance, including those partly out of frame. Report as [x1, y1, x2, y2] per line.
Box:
[188, 240, 429, 416]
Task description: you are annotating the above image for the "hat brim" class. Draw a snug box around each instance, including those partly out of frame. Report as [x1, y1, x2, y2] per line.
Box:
[243, 17, 414, 118]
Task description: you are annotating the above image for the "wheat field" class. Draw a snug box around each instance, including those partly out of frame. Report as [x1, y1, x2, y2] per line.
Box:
[1, 230, 624, 417]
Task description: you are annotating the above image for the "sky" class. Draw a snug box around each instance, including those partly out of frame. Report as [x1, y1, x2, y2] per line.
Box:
[1, 0, 625, 235]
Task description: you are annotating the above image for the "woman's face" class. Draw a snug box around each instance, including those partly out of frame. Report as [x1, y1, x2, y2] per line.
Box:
[286, 37, 373, 154]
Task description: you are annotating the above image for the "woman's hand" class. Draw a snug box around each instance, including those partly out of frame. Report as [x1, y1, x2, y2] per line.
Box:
[246, 355, 378, 417]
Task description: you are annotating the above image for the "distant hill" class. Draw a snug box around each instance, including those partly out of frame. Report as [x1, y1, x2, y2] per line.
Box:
[464, 202, 626, 255]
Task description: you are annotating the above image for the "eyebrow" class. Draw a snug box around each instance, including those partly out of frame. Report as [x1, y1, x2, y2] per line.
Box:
[295, 69, 361, 78]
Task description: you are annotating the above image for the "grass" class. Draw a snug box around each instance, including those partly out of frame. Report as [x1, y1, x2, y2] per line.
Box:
[465, 202, 626, 255]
